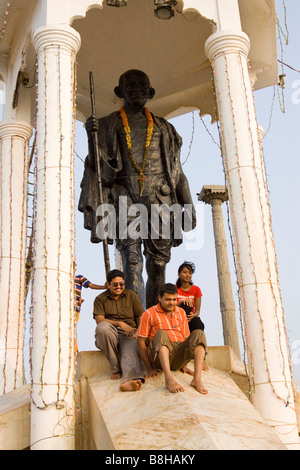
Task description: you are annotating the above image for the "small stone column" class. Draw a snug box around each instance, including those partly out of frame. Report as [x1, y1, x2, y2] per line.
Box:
[31, 24, 81, 451]
[0, 120, 32, 395]
[199, 185, 240, 359]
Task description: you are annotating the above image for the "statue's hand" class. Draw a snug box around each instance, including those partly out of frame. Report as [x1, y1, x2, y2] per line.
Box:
[182, 205, 197, 232]
[85, 114, 99, 134]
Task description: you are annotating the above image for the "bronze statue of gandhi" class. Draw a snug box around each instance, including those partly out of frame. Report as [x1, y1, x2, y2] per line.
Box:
[79, 69, 196, 307]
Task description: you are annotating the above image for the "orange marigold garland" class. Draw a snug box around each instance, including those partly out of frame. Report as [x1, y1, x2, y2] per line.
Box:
[120, 106, 154, 196]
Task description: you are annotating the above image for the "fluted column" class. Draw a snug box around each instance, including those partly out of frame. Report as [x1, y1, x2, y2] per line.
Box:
[0, 121, 32, 395]
[30, 24, 81, 450]
[205, 30, 299, 448]
[199, 185, 240, 359]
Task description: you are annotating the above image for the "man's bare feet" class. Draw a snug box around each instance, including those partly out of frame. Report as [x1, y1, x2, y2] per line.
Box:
[203, 363, 209, 371]
[111, 372, 122, 380]
[120, 379, 143, 392]
[190, 377, 208, 395]
[165, 375, 185, 393]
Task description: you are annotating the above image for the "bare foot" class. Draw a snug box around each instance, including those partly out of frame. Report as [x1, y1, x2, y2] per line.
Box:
[165, 375, 185, 393]
[120, 379, 143, 392]
[180, 366, 194, 377]
[203, 363, 209, 371]
[190, 377, 208, 395]
[111, 372, 122, 380]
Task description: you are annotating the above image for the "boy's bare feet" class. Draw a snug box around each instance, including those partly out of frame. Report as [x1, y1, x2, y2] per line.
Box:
[111, 372, 122, 380]
[120, 379, 143, 392]
[190, 377, 208, 395]
[165, 375, 185, 393]
[180, 366, 194, 376]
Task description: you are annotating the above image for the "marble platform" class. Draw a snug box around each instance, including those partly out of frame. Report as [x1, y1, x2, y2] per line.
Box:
[1, 347, 298, 450]
[0, 385, 31, 450]
[77, 349, 288, 450]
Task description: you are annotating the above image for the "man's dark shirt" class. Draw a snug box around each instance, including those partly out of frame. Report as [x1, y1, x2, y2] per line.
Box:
[93, 288, 144, 328]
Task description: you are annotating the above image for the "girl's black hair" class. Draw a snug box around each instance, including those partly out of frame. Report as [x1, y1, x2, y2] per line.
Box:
[176, 261, 195, 288]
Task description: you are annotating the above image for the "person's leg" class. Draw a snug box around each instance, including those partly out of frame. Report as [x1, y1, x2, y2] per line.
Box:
[188, 316, 205, 332]
[150, 330, 184, 393]
[190, 344, 208, 395]
[119, 241, 145, 305]
[158, 345, 185, 393]
[144, 237, 172, 309]
[118, 329, 145, 392]
[94, 322, 122, 380]
[187, 317, 208, 370]
[170, 329, 209, 395]
[145, 254, 166, 308]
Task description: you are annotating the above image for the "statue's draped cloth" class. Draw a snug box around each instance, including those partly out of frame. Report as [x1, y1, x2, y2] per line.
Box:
[78, 111, 195, 260]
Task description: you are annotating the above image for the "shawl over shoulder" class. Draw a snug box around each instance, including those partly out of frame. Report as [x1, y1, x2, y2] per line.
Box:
[78, 112, 195, 244]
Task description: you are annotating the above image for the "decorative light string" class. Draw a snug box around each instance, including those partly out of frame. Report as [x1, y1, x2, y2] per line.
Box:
[197, 75, 250, 382]
[39, 45, 50, 409]
[17, 137, 28, 389]
[0, 138, 2, 287]
[276, 1, 289, 113]
[224, 50, 291, 406]
[0, 2, 10, 42]
[57, 45, 63, 405]
[181, 111, 195, 166]
[0, 133, 28, 393]
[30, 42, 77, 440]
[212, 55, 256, 391]
[25, 135, 36, 392]
[211, 54, 254, 385]
[2, 136, 14, 394]
[72, 57, 78, 359]
[210, 45, 297, 428]
[242, 55, 293, 406]
[29, 57, 38, 407]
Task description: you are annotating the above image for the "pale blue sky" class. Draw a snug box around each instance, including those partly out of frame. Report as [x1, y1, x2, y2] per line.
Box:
[73, 1, 300, 382]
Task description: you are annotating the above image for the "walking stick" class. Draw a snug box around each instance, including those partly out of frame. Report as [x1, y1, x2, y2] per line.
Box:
[89, 71, 111, 277]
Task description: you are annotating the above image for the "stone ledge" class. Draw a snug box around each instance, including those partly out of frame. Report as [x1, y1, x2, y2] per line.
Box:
[87, 364, 287, 450]
[0, 385, 30, 450]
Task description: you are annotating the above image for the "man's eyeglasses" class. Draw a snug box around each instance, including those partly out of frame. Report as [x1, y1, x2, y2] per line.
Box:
[111, 282, 125, 288]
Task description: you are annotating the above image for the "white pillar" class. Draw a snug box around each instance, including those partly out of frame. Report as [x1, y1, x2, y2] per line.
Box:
[199, 186, 240, 360]
[0, 121, 32, 395]
[205, 30, 299, 449]
[30, 25, 81, 450]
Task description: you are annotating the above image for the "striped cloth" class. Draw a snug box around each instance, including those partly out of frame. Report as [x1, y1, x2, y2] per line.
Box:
[74, 274, 91, 353]
[137, 303, 190, 343]
[74, 274, 91, 314]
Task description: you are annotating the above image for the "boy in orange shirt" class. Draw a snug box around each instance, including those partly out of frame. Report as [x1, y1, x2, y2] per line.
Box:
[137, 283, 208, 394]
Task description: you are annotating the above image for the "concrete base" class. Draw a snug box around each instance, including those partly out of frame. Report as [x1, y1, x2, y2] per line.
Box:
[76, 348, 288, 450]
[0, 385, 31, 450]
[0, 347, 299, 450]
[86, 364, 286, 450]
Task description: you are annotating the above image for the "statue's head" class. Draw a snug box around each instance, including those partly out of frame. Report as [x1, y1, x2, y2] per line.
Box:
[114, 69, 155, 108]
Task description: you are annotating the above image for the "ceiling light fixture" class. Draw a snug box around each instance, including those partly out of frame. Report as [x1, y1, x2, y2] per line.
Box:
[106, 0, 127, 7]
[154, 0, 178, 20]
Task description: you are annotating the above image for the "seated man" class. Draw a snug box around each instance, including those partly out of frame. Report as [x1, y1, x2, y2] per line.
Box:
[137, 283, 208, 395]
[93, 269, 145, 392]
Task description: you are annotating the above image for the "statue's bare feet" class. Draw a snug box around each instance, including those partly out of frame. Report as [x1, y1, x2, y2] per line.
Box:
[111, 372, 122, 380]
[165, 375, 185, 393]
[120, 379, 142, 392]
[190, 377, 208, 395]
